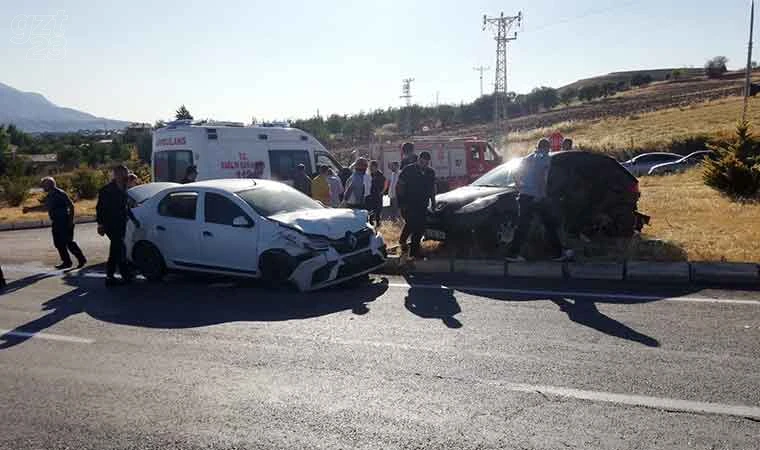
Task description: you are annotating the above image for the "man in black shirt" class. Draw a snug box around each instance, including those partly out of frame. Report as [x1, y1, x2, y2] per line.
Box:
[41, 177, 86, 270]
[293, 163, 312, 197]
[180, 165, 198, 184]
[400, 141, 418, 170]
[97, 165, 140, 286]
[397, 151, 436, 258]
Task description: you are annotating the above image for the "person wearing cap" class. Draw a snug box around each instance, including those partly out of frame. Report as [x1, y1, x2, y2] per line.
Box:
[397, 151, 436, 258]
[180, 165, 198, 184]
[293, 163, 312, 196]
[41, 176, 87, 270]
[505, 138, 572, 262]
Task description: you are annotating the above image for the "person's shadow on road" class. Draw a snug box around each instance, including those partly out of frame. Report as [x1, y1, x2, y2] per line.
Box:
[404, 277, 463, 329]
[0, 270, 389, 349]
[550, 297, 660, 347]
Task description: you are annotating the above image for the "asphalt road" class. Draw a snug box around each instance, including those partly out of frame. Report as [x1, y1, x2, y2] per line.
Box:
[1, 225, 760, 449]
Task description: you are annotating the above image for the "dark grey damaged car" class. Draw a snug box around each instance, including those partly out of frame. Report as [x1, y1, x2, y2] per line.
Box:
[425, 151, 650, 250]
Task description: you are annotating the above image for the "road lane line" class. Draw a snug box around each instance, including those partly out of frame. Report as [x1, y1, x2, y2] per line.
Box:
[387, 282, 760, 305]
[0, 329, 94, 344]
[500, 381, 760, 420]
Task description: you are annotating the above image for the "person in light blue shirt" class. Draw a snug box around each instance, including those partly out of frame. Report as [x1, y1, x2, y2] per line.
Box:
[506, 138, 572, 262]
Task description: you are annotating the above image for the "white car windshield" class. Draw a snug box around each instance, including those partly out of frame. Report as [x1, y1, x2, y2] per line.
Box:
[236, 184, 324, 217]
[472, 158, 522, 188]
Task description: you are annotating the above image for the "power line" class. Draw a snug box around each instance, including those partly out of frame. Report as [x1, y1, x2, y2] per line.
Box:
[526, 0, 638, 33]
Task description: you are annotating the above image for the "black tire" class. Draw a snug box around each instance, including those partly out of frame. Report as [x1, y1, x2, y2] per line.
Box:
[476, 217, 516, 253]
[133, 242, 166, 282]
[608, 205, 637, 237]
[260, 250, 296, 283]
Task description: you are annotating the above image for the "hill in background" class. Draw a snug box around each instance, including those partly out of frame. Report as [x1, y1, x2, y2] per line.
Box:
[0, 82, 130, 133]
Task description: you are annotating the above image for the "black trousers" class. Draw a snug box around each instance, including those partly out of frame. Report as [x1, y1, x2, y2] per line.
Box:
[508, 195, 563, 257]
[105, 229, 129, 278]
[367, 195, 383, 226]
[0, 264, 5, 288]
[52, 222, 85, 265]
[400, 206, 426, 257]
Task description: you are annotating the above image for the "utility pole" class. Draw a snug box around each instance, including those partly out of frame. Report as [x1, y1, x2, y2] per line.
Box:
[744, 0, 755, 122]
[400, 77, 415, 136]
[473, 65, 490, 97]
[483, 11, 521, 128]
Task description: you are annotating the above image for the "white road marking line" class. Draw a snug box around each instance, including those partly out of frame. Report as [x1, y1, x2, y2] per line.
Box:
[499, 381, 760, 420]
[387, 282, 760, 305]
[0, 329, 94, 344]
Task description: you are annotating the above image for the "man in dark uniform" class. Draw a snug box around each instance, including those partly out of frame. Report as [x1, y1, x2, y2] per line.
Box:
[397, 151, 436, 258]
[41, 177, 87, 270]
[400, 141, 417, 170]
[293, 163, 312, 196]
[97, 165, 140, 286]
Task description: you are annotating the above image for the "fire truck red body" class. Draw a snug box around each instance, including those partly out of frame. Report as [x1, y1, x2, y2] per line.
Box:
[370, 136, 502, 192]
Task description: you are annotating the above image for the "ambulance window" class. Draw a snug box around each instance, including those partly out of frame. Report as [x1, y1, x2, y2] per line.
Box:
[154, 150, 193, 183]
[316, 152, 341, 174]
[471, 145, 481, 160]
[268, 150, 312, 181]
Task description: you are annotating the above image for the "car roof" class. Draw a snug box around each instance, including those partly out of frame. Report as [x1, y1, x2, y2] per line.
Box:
[180, 178, 263, 191]
[633, 152, 681, 158]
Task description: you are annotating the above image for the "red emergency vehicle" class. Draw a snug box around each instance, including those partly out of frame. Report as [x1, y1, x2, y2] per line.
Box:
[370, 136, 502, 192]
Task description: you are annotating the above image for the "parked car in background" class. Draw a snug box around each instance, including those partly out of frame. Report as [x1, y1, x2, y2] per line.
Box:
[620, 152, 683, 176]
[124, 179, 386, 291]
[647, 150, 715, 175]
[425, 152, 649, 250]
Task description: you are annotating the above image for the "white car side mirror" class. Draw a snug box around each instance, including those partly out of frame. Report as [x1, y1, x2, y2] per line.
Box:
[232, 216, 253, 228]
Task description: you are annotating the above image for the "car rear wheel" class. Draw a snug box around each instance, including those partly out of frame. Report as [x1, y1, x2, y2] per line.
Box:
[133, 242, 166, 282]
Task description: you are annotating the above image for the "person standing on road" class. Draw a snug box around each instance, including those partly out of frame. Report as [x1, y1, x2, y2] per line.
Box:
[180, 165, 198, 184]
[293, 163, 312, 197]
[97, 165, 140, 287]
[505, 138, 572, 262]
[367, 160, 386, 227]
[326, 169, 344, 207]
[41, 177, 87, 270]
[343, 158, 371, 209]
[397, 151, 436, 258]
[561, 138, 574, 152]
[400, 142, 417, 170]
[311, 165, 332, 205]
[0, 264, 6, 289]
[386, 161, 400, 220]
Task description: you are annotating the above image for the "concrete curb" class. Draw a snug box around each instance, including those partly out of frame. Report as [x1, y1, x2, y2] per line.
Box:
[377, 257, 760, 286]
[0, 216, 96, 232]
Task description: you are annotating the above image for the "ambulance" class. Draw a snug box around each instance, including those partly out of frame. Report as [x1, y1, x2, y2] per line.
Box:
[152, 120, 346, 184]
[369, 136, 502, 192]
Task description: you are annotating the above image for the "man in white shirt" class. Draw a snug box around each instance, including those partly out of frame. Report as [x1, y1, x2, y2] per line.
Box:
[386, 161, 400, 219]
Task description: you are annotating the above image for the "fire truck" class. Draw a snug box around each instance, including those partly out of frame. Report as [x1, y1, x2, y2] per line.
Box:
[370, 136, 502, 192]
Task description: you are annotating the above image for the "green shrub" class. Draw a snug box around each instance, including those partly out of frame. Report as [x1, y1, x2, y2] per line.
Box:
[70, 169, 106, 200]
[703, 122, 760, 199]
[0, 176, 34, 207]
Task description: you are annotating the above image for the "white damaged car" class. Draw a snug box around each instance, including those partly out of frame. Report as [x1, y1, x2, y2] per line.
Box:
[125, 179, 387, 291]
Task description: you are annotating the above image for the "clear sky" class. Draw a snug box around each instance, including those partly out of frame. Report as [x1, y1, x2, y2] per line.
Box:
[1, 0, 756, 123]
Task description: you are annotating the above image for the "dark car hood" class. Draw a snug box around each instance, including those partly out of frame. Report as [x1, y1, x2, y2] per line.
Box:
[436, 185, 515, 209]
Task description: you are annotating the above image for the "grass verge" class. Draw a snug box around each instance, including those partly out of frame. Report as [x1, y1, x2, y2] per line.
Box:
[0, 192, 97, 224]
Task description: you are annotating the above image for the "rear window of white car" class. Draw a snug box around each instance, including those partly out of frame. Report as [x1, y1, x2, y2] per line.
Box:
[236, 184, 323, 217]
[158, 192, 198, 220]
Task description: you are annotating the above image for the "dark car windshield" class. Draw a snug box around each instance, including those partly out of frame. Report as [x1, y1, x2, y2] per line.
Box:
[236, 183, 324, 217]
[472, 158, 522, 187]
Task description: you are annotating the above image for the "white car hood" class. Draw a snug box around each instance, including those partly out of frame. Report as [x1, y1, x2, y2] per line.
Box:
[269, 208, 370, 239]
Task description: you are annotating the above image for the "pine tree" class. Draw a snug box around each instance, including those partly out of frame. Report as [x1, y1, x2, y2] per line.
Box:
[703, 121, 760, 198]
[175, 105, 193, 120]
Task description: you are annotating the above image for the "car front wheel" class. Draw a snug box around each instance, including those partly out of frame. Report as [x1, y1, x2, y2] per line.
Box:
[133, 242, 166, 282]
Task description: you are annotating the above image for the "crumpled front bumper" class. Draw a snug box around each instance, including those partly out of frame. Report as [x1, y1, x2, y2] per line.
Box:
[289, 233, 387, 291]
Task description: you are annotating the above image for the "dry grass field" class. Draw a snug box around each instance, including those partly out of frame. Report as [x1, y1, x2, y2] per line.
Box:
[0, 193, 97, 224]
